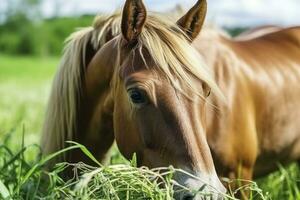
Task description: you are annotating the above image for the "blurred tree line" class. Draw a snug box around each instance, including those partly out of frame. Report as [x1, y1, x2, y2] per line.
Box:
[0, 0, 246, 56]
[0, 0, 94, 56]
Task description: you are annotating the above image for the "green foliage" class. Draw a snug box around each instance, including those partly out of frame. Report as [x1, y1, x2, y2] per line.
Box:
[257, 164, 300, 200]
[0, 15, 94, 56]
[40, 16, 94, 55]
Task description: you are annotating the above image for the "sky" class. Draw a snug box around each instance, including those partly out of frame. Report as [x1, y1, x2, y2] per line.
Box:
[37, 0, 300, 27]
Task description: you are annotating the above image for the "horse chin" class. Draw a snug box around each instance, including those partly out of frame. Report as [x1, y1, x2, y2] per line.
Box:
[173, 172, 226, 200]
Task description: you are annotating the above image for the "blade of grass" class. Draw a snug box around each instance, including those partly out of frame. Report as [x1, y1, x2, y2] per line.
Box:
[0, 179, 11, 200]
[20, 144, 82, 186]
[16, 124, 25, 196]
[67, 141, 101, 166]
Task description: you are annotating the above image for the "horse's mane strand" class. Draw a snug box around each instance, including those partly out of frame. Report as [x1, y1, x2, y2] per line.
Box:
[41, 13, 121, 160]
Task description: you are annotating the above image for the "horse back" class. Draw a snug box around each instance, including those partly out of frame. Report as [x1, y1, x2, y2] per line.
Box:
[231, 26, 300, 63]
[234, 25, 282, 40]
[227, 27, 300, 84]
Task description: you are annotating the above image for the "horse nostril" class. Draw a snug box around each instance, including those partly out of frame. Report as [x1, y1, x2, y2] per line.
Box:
[182, 194, 194, 200]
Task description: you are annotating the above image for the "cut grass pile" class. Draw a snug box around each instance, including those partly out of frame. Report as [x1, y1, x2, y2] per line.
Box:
[0, 139, 269, 200]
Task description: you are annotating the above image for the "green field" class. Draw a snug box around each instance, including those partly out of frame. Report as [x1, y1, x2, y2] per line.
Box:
[0, 54, 57, 149]
[0, 54, 299, 199]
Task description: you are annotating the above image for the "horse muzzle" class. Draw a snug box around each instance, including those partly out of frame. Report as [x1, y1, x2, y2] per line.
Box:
[173, 172, 227, 200]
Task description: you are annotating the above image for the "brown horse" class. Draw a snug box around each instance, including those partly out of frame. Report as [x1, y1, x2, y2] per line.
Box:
[41, 0, 300, 199]
[42, 0, 226, 199]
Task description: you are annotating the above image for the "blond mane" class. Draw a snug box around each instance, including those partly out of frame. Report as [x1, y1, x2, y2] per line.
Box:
[113, 14, 223, 101]
[41, 14, 121, 158]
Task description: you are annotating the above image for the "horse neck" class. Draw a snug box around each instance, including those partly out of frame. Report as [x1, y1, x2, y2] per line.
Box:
[73, 41, 118, 163]
[193, 28, 244, 138]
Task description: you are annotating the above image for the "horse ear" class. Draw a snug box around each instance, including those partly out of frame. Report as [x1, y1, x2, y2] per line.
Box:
[177, 0, 207, 41]
[121, 0, 147, 43]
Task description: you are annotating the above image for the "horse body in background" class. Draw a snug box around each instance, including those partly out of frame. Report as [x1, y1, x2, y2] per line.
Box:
[41, 0, 300, 199]
[196, 25, 300, 181]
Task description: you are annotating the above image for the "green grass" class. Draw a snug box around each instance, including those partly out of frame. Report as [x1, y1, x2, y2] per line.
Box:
[0, 54, 57, 151]
[0, 54, 299, 199]
[0, 54, 57, 81]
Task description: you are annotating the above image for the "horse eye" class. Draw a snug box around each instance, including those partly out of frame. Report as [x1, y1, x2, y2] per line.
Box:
[128, 89, 147, 105]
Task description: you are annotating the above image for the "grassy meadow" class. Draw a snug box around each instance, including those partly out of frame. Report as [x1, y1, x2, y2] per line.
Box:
[0, 53, 299, 199]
